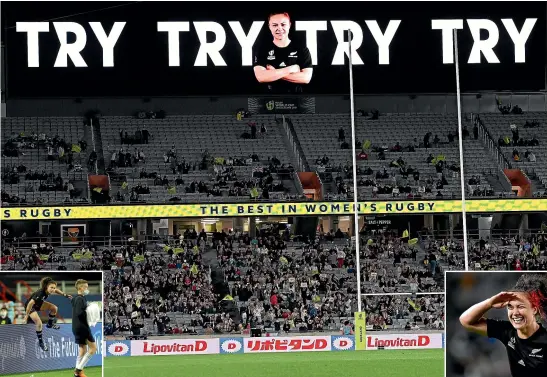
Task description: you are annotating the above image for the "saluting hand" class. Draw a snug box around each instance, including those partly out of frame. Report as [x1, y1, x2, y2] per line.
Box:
[488, 291, 519, 309]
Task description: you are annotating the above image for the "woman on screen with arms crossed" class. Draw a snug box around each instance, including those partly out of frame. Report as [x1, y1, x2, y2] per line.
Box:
[253, 12, 313, 94]
[460, 273, 547, 377]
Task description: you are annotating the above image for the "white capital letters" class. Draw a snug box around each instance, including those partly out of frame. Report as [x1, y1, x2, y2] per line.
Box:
[157, 22, 190, 67]
[16, 22, 49, 67]
[365, 20, 401, 65]
[501, 18, 537, 63]
[194, 22, 227, 66]
[331, 21, 364, 65]
[228, 21, 264, 66]
[53, 22, 88, 67]
[467, 19, 500, 63]
[431, 19, 464, 64]
[89, 22, 126, 67]
[295, 21, 328, 65]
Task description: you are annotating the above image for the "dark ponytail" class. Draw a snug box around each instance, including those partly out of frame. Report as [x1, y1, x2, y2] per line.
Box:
[40, 277, 56, 291]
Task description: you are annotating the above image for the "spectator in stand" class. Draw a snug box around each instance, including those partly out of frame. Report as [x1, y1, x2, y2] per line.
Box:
[0, 306, 12, 325]
[338, 127, 345, 142]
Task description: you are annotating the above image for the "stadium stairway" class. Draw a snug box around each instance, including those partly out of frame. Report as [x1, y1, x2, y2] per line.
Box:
[461, 116, 518, 197]
[202, 245, 220, 269]
[484, 174, 509, 194]
[528, 173, 545, 193]
[92, 120, 107, 174]
[461, 132, 507, 197]
[277, 118, 306, 196]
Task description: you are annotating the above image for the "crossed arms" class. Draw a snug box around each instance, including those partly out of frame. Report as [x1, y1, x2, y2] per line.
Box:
[254, 64, 313, 84]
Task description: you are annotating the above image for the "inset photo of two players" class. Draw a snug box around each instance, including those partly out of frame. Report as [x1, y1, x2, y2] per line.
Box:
[0, 272, 103, 377]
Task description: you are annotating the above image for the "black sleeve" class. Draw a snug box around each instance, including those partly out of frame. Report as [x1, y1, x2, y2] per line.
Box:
[298, 46, 313, 70]
[253, 45, 267, 67]
[30, 290, 42, 301]
[486, 319, 512, 343]
[74, 297, 89, 326]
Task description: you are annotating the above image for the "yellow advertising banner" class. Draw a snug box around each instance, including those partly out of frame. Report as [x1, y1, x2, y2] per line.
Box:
[1, 199, 546, 221]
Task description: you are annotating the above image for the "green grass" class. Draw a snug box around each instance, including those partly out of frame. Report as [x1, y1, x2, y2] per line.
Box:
[3, 366, 101, 377]
[104, 350, 443, 377]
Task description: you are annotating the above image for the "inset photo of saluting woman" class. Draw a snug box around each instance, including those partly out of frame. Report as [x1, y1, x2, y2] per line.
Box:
[446, 271, 547, 377]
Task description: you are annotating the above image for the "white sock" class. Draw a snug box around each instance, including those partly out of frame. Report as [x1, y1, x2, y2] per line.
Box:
[76, 352, 93, 370]
[76, 356, 82, 369]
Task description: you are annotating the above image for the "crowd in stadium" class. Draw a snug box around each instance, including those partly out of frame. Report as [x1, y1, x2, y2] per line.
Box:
[468, 231, 547, 270]
[7, 223, 544, 336]
[322, 135, 463, 201]
[1, 128, 90, 204]
[1, 108, 545, 205]
[84, 224, 450, 337]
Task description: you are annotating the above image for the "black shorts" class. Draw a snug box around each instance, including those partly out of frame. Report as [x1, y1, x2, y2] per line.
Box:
[73, 329, 95, 345]
[25, 306, 42, 323]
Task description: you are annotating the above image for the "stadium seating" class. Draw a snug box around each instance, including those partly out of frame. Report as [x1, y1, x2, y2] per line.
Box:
[100, 115, 301, 203]
[1, 117, 90, 204]
[467, 233, 547, 271]
[2, 111, 546, 205]
[87, 227, 448, 336]
[0, 229, 447, 335]
[0, 226, 450, 335]
[5, 228, 545, 336]
[477, 112, 547, 196]
[290, 113, 467, 199]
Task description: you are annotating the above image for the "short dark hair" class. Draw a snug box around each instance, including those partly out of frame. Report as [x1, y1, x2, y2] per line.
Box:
[512, 273, 547, 320]
[268, 12, 291, 23]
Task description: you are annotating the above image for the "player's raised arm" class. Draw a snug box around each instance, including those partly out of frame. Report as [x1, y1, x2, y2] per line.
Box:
[460, 292, 519, 336]
[54, 288, 72, 299]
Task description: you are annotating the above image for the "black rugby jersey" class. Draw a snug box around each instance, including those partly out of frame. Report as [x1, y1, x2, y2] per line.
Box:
[26, 289, 49, 310]
[72, 294, 89, 333]
[253, 39, 312, 94]
[487, 319, 547, 377]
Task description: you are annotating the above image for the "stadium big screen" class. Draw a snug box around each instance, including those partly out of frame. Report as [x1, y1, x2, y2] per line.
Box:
[2, 1, 545, 97]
